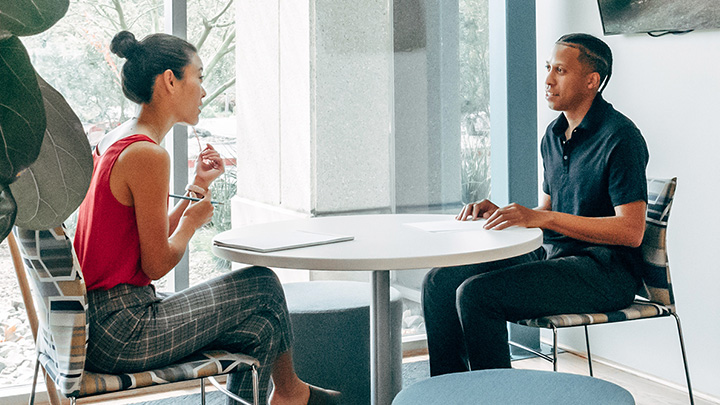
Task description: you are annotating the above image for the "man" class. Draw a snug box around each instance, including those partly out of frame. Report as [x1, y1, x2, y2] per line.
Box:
[422, 33, 649, 375]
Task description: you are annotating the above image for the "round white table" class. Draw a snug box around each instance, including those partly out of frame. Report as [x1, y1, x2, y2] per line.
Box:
[212, 214, 543, 405]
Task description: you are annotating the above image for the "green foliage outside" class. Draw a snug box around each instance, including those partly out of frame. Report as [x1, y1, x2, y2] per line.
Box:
[21, 0, 236, 128]
[208, 167, 237, 233]
[192, 166, 237, 271]
[459, 0, 491, 204]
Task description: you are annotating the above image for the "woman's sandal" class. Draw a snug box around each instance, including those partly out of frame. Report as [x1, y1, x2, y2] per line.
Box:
[307, 384, 342, 405]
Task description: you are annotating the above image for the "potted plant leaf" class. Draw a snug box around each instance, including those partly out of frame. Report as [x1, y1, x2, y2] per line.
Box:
[0, 0, 93, 241]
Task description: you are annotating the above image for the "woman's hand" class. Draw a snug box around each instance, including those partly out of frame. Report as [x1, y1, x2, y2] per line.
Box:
[456, 199, 499, 221]
[193, 143, 225, 188]
[182, 188, 214, 230]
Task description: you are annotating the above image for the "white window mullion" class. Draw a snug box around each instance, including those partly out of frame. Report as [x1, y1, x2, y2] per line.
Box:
[165, 0, 190, 292]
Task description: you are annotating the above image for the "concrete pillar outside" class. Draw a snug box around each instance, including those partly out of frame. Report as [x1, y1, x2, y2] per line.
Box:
[235, 0, 394, 281]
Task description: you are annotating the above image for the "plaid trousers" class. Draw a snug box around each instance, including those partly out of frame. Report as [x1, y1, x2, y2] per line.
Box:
[86, 266, 292, 404]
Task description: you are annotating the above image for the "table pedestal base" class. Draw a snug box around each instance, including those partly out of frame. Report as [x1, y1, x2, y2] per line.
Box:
[371, 270, 397, 405]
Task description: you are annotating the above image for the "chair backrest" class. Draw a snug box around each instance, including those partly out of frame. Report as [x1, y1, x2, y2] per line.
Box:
[637, 177, 677, 309]
[13, 226, 88, 397]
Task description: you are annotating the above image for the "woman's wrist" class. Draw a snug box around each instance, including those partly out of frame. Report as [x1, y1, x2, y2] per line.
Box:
[185, 183, 206, 195]
[188, 176, 211, 192]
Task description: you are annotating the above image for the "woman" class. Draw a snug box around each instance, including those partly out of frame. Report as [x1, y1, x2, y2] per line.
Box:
[73, 30, 340, 405]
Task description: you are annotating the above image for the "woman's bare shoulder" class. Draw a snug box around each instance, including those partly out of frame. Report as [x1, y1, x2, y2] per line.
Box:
[119, 140, 169, 170]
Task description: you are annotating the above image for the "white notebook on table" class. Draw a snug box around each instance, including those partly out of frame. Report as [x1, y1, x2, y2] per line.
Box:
[214, 230, 354, 253]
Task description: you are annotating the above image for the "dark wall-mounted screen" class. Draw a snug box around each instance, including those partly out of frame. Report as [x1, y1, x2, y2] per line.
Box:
[598, 0, 720, 35]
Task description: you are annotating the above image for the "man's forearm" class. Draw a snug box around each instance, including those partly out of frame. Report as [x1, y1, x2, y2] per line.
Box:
[540, 203, 645, 247]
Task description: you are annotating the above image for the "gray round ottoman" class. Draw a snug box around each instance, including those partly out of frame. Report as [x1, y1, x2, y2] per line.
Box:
[284, 281, 403, 405]
[392, 369, 634, 405]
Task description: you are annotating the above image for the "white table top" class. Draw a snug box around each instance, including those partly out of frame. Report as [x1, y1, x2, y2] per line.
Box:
[212, 214, 543, 271]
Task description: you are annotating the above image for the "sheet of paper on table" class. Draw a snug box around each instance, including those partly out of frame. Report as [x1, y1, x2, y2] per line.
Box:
[213, 230, 354, 253]
[405, 219, 487, 233]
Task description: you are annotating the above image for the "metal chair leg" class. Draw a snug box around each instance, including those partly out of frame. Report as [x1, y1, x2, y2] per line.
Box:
[671, 313, 694, 405]
[252, 365, 260, 405]
[29, 354, 40, 405]
[208, 375, 254, 405]
[201, 378, 206, 405]
[507, 340, 554, 362]
[552, 326, 558, 371]
[584, 325, 594, 376]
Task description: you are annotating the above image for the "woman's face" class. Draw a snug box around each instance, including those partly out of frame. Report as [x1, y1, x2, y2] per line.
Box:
[176, 53, 206, 126]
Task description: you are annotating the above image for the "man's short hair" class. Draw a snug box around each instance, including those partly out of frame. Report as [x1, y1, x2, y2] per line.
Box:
[556, 33, 613, 93]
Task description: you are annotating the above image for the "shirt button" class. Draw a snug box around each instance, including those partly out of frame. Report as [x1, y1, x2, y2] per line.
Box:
[563, 156, 568, 160]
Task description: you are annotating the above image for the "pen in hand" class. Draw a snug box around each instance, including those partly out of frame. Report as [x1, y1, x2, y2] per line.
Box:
[170, 194, 223, 205]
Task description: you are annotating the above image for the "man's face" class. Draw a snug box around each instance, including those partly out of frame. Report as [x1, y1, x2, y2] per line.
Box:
[544, 44, 595, 113]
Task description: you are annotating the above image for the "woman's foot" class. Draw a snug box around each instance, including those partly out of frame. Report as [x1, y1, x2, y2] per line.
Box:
[307, 385, 342, 405]
[270, 382, 341, 405]
[269, 381, 309, 405]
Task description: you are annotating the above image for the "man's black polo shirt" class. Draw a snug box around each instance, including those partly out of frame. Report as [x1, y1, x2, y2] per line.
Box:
[540, 94, 649, 260]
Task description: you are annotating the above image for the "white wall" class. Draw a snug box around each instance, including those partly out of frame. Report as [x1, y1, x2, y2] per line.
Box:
[537, 0, 720, 399]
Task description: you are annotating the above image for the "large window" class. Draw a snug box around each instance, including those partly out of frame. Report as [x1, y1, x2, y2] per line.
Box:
[390, 0, 490, 339]
[164, 0, 238, 291]
[0, 0, 494, 392]
[0, 0, 236, 390]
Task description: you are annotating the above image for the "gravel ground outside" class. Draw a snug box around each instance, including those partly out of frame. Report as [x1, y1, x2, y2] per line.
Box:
[0, 238, 36, 389]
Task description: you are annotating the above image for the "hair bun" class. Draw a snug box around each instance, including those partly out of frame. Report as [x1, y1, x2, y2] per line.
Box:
[110, 31, 141, 59]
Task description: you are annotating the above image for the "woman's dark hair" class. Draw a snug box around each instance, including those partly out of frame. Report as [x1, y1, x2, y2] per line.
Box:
[110, 31, 197, 104]
[556, 33, 613, 93]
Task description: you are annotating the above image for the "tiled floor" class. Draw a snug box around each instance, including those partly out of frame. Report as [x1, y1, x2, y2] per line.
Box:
[68, 351, 718, 405]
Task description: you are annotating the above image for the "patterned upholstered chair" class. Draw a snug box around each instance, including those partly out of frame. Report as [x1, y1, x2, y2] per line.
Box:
[12, 226, 260, 405]
[509, 177, 694, 404]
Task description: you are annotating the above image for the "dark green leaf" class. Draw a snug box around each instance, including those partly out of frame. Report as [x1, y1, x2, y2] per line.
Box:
[0, 0, 69, 37]
[10, 75, 92, 230]
[0, 184, 17, 241]
[0, 35, 45, 184]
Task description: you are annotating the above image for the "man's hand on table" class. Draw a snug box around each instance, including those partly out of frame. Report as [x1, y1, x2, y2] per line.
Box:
[457, 199, 546, 231]
[456, 199, 499, 222]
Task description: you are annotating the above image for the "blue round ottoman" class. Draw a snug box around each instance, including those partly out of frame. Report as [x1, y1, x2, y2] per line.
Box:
[284, 281, 403, 405]
[392, 369, 634, 405]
